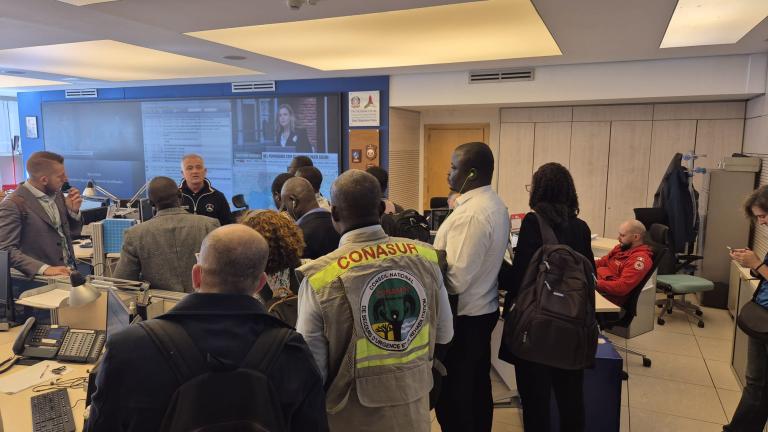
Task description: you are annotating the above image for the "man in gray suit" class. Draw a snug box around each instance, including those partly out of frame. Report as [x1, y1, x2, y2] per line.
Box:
[114, 176, 219, 292]
[0, 151, 83, 277]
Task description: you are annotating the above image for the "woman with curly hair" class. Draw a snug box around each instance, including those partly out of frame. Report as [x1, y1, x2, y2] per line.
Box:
[499, 162, 595, 432]
[239, 209, 305, 325]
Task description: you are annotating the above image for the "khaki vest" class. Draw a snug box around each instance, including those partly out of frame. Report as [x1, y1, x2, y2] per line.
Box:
[299, 227, 442, 420]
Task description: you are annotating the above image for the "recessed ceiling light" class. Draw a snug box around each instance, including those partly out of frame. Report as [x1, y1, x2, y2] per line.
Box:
[223, 55, 247, 60]
[55, 0, 119, 6]
[188, 0, 561, 71]
[0, 75, 67, 88]
[661, 0, 768, 48]
[0, 40, 260, 81]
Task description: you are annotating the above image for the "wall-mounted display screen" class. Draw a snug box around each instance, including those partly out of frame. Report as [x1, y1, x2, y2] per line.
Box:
[42, 95, 341, 210]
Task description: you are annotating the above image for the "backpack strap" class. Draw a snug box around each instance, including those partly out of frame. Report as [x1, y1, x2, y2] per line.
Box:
[534, 213, 558, 245]
[240, 327, 293, 374]
[139, 319, 208, 384]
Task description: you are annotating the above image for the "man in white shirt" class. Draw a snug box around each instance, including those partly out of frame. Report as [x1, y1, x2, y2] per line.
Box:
[433, 142, 510, 432]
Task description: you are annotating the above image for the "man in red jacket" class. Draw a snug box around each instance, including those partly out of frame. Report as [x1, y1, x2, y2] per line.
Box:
[596, 219, 654, 306]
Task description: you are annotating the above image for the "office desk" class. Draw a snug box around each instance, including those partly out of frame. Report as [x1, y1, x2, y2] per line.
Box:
[592, 236, 618, 258]
[0, 327, 90, 431]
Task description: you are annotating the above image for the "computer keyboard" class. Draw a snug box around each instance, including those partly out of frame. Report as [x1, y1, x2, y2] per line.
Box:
[30, 389, 76, 432]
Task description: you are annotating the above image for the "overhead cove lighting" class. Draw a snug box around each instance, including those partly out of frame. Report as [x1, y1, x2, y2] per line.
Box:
[0, 75, 67, 88]
[661, 0, 768, 48]
[187, 0, 561, 71]
[0, 40, 259, 81]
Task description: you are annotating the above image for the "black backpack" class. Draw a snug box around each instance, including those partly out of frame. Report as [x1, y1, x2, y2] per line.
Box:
[382, 209, 430, 242]
[501, 214, 598, 370]
[139, 319, 292, 432]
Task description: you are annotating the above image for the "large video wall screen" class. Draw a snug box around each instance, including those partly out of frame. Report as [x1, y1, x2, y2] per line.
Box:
[42, 95, 341, 209]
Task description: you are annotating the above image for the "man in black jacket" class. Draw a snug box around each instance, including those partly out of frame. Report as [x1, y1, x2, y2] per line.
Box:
[281, 176, 340, 259]
[180, 154, 233, 226]
[86, 224, 328, 431]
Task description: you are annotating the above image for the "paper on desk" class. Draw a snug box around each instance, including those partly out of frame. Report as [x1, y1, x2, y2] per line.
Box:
[16, 288, 70, 309]
[0, 361, 71, 394]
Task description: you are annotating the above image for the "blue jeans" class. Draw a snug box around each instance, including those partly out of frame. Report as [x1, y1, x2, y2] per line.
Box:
[725, 336, 768, 432]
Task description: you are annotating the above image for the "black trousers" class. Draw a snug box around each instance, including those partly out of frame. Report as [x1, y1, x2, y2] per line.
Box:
[724, 336, 768, 432]
[435, 311, 499, 432]
[514, 357, 585, 432]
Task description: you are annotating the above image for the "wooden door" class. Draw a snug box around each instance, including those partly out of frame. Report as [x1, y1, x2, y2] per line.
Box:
[423, 125, 488, 209]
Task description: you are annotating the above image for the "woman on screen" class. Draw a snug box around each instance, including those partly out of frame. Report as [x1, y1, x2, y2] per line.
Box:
[276, 104, 313, 153]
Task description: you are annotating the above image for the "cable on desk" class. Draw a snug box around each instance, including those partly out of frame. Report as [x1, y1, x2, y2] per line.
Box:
[32, 376, 88, 393]
[71, 398, 86, 409]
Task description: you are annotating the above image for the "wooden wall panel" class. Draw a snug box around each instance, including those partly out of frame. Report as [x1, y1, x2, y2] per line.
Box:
[533, 122, 571, 170]
[501, 107, 572, 123]
[646, 120, 697, 206]
[604, 121, 652, 235]
[388, 108, 421, 210]
[498, 123, 534, 214]
[653, 102, 746, 120]
[569, 122, 610, 236]
[572, 105, 653, 122]
[693, 119, 745, 193]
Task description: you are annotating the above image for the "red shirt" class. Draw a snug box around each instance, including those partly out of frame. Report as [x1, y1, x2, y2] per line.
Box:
[595, 244, 653, 306]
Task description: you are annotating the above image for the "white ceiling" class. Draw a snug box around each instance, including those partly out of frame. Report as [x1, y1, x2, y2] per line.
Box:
[0, 0, 766, 93]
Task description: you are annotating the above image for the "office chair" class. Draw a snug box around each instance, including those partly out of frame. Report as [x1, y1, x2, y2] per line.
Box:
[646, 224, 714, 328]
[633, 208, 668, 231]
[430, 197, 448, 209]
[601, 239, 664, 371]
[231, 194, 249, 221]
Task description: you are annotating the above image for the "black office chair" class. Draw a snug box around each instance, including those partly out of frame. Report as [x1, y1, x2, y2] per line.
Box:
[231, 194, 249, 221]
[646, 224, 714, 328]
[601, 236, 665, 371]
[633, 207, 668, 231]
[430, 197, 448, 209]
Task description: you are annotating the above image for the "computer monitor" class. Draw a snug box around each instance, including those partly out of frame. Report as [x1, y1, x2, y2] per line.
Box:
[265, 146, 296, 153]
[106, 287, 132, 339]
[0, 250, 14, 323]
[430, 209, 451, 231]
[138, 198, 154, 223]
[80, 198, 106, 211]
[82, 206, 109, 225]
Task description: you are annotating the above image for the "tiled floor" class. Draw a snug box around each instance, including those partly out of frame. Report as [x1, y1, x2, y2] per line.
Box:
[431, 295, 742, 431]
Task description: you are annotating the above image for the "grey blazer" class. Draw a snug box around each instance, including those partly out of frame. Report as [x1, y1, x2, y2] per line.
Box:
[0, 185, 83, 277]
[113, 207, 219, 292]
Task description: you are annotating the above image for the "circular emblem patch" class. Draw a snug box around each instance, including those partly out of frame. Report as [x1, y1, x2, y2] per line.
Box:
[205, 203, 214, 212]
[634, 259, 645, 270]
[360, 269, 427, 352]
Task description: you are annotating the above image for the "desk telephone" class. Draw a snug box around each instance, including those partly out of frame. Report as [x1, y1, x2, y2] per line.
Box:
[13, 317, 106, 364]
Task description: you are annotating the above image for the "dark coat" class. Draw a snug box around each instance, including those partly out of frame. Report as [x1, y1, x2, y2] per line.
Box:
[652, 153, 697, 253]
[180, 178, 233, 226]
[298, 210, 341, 259]
[85, 293, 328, 432]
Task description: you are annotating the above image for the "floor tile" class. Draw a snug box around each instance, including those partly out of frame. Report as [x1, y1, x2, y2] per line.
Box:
[626, 348, 713, 386]
[627, 374, 727, 424]
[493, 408, 523, 427]
[621, 406, 629, 432]
[622, 379, 628, 407]
[629, 407, 724, 432]
[627, 328, 701, 358]
[605, 331, 628, 348]
[690, 307, 735, 340]
[654, 309, 694, 335]
[697, 336, 733, 362]
[706, 359, 741, 391]
[717, 387, 742, 423]
[492, 422, 523, 432]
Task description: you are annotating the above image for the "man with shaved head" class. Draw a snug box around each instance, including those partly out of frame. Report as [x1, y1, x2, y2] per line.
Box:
[296, 165, 331, 210]
[595, 219, 654, 306]
[114, 176, 219, 292]
[87, 225, 328, 431]
[296, 169, 453, 431]
[282, 176, 340, 258]
[0, 151, 83, 277]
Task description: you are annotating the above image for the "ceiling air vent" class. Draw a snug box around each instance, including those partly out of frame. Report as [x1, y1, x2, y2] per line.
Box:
[231, 81, 276, 93]
[65, 88, 98, 98]
[468, 68, 534, 84]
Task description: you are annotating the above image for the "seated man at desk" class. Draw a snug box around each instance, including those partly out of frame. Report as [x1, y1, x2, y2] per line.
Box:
[86, 225, 327, 431]
[595, 219, 653, 306]
[113, 176, 219, 292]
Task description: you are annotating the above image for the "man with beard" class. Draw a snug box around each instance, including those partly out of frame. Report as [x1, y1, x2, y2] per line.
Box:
[595, 219, 654, 306]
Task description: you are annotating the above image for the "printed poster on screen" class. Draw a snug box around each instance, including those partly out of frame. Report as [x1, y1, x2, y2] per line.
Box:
[348, 91, 380, 127]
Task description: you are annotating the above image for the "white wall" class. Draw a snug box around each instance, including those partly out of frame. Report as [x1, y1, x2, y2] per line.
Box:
[391, 54, 767, 108]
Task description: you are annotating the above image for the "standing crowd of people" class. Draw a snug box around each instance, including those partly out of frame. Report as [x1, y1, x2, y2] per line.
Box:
[1, 144, 766, 432]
